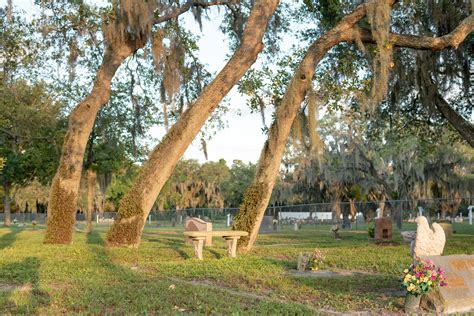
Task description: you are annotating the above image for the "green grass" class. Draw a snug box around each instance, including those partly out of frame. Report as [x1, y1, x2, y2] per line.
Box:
[0, 223, 473, 314]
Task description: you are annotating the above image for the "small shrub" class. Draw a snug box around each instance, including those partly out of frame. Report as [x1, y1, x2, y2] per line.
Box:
[368, 224, 375, 238]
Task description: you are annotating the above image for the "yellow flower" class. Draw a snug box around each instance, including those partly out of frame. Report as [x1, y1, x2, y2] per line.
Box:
[404, 269, 409, 273]
[407, 284, 416, 292]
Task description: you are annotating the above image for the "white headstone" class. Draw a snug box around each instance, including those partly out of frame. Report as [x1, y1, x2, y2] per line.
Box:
[418, 206, 424, 217]
[468, 206, 473, 225]
[376, 208, 381, 219]
[437, 212, 440, 220]
[148, 215, 151, 225]
[294, 222, 299, 231]
[226, 213, 231, 227]
[96, 214, 99, 224]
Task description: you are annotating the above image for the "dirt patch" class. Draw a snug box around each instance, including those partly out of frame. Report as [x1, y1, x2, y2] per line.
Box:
[0, 283, 32, 292]
[167, 277, 322, 312]
[290, 269, 379, 278]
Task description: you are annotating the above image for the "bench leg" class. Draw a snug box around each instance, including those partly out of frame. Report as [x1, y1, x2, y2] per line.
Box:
[225, 237, 239, 258]
[193, 238, 205, 260]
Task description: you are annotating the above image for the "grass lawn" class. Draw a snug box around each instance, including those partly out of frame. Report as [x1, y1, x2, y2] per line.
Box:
[1, 222, 473, 314]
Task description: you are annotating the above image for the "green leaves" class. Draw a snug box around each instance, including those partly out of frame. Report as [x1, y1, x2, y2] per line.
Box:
[0, 80, 64, 188]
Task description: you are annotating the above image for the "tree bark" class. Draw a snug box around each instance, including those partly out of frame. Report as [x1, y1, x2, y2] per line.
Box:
[44, 45, 137, 244]
[331, 199, 342, 224]
[105, 0, 280, 247]
[86, 169, 97, 234]
[3, 183, 11, 227]
[349, 199, 356, 223]
[232, 1, 387, 251]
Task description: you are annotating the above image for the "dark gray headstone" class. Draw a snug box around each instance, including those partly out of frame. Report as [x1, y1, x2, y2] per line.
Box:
[259, 216, 275, 234]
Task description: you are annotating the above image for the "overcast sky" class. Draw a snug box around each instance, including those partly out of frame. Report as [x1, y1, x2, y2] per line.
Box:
[4, 0, 272, 165]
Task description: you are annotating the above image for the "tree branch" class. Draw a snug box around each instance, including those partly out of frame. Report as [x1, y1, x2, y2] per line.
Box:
[356, 15, 474, 50]
[434, 91, 474, 147]
[155, 0, 235, 24]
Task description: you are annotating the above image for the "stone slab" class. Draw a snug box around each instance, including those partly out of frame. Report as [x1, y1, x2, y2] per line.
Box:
[184, 217, 213, 246]
[183, 230, 248, 237]
[424, 254, 474, 314]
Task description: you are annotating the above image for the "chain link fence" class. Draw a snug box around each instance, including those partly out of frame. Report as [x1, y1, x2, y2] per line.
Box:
[1, 197, 473, 232]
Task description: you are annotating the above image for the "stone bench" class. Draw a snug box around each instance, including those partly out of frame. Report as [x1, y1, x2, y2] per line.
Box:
[183, 231, 248, 260]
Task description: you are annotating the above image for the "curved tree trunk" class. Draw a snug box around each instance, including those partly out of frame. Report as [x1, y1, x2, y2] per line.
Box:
[86, 169, 97, 234]
[44, 46, 136, 244]
[105, 0, 280, 247]
[232, 2, 377, 251]
[234, 8, 472, 250]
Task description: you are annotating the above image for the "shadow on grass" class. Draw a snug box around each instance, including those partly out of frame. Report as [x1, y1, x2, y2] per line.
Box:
[291, 272, 399, 297]
[0, 257, 50, 313]
[147, 236, 194, 260]
[0, 227, 21, 250]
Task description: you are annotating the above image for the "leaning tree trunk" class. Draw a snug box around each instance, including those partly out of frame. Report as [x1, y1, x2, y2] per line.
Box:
[105, 0, 280, 247]
[232, 2, 379, 251]
[44, 44, 139, 244]
[233, 0, 471, 251]
[86, 169, 97, 234]
[3, 183, 11, 227]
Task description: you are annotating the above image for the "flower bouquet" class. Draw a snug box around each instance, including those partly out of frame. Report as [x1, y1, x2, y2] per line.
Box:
[310, 248, 326, 271]
[401, 257, 447, 312]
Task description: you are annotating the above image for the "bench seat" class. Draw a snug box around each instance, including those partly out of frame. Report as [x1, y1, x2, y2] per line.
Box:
[183, 231, 248, 259]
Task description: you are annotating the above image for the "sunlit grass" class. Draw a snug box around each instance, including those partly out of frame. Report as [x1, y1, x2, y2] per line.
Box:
[0, 222, 473, 314]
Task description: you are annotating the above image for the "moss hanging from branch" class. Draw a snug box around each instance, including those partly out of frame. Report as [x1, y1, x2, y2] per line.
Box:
[364, 0, 393, 110]
[163, 39, 184, 101]
[291, 113, 303, 149]
[151, 28, 165, 72]
[68, 39, 79, 83]
[103, 0, 156, 48]
[306, 88, 324, 156]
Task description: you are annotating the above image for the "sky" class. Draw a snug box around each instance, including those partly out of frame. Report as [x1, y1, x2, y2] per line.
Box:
[3, 0, 271, 166]
[152, 9, 270, 164]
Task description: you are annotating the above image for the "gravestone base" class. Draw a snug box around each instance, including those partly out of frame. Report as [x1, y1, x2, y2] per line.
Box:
[423, 254, 474, 313]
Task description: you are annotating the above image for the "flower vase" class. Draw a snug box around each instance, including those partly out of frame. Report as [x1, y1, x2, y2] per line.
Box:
[404, 293, 421, 313]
